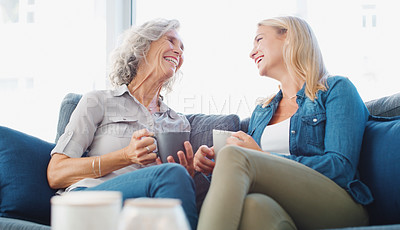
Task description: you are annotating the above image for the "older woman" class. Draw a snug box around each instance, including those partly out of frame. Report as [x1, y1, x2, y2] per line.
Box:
[47, 19, 198, 229]
[195, 16, 371, 230]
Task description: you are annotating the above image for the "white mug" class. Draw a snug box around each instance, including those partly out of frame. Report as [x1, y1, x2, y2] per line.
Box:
[212, 129, 235, 157]
[118, 198, 190, 230]
[51, 191, 122, 230]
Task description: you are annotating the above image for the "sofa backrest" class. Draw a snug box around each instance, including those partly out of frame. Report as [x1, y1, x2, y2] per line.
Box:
[55, 92, 400, 143]
[365, 92, 400, 117]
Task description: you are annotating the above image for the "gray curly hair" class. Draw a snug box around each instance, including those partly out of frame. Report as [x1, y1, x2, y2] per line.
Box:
[108, 18, 181, 91]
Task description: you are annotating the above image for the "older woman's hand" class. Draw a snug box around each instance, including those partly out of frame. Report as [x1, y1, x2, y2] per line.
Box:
[228, 131, 263, 152]
[166, 141, 195, 178]
[123, 129, 158, 165]
[193, 145, 215, 176]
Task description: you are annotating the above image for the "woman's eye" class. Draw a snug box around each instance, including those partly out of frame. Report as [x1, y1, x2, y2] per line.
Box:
[257, 37, 263, 42]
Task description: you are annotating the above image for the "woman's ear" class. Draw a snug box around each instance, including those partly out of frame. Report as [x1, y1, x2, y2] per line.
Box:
[278, 29, 288, 41]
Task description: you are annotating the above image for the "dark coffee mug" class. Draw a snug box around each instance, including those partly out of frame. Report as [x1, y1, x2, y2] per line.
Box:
[154, 131, 190, 163]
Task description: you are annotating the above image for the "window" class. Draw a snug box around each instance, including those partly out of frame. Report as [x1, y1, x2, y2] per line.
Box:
[362, 2, 377, 28]
[135, 0, 400, 119]
[2, 0, 399, 141]
[0, 0, 112, 142]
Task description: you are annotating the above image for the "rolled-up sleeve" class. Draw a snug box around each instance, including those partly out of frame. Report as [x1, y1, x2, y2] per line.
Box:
[51, 91, 104, 158]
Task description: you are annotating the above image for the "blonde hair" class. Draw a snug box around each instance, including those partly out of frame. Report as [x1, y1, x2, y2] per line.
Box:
[258, 16, 328, 100]
[108, 18, 180, 92]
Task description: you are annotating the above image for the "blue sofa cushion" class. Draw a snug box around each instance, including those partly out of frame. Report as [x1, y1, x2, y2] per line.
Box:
[184, 113, 240, 213]
[0, 126, 56, 225]
[55, 93, 83, 143]
[185, 113, 241, 151]
[359, 116, 400, 225]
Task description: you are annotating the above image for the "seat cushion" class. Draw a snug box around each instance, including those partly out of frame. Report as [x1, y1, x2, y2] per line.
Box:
[0, 126, 56, 225]
[359, 116, 400, 225]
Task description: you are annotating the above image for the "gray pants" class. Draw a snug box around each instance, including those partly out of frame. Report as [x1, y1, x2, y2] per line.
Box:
[197, 146, 368, 230]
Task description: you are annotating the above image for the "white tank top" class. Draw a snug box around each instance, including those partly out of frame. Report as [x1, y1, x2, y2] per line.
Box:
[260, 118, 291, 155]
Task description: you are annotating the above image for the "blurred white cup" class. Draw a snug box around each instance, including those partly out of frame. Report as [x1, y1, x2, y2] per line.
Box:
[51, 191, 122, 230]
[118, 198, 190, 230]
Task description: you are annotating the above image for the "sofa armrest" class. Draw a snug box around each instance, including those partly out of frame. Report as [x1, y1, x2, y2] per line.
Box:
[359, 116, 400, 225]
[0, 127, 56, 225]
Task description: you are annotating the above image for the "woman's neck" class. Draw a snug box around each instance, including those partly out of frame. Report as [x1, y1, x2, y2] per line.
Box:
[128, 72, 164, 108]
[279, 76, 305, 99]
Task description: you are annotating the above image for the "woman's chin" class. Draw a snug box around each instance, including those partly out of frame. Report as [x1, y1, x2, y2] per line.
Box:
[259, 69, 267, 77]
[160, 70, 175, 80]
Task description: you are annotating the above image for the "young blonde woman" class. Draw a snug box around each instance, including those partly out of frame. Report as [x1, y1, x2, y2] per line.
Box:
[194, 16, 372, 230]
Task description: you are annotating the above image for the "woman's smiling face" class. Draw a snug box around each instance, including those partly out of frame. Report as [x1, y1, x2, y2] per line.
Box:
[144, 29, 184, 79]
[249, 25, 286, 78]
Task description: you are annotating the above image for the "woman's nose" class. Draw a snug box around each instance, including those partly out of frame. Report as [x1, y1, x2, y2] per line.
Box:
[249, 48, 257, 59]
[174, 46, 183, 57]
[174, 50, 182, 57]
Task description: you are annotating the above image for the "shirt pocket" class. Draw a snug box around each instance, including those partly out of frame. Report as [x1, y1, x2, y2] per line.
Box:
[99, 116, 141, 138]
[300, 113, 326, 148]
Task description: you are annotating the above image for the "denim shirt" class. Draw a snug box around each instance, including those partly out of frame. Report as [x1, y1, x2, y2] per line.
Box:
[248, 76, 373, 205]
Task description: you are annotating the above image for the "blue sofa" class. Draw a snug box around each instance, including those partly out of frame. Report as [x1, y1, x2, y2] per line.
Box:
[1, 92, 400, 230]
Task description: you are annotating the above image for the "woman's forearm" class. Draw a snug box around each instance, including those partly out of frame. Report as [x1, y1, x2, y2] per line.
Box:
[47, 149, 130, 189]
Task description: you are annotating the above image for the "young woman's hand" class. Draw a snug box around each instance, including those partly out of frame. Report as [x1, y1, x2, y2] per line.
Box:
[194, 145, 216, 176]
[123, 129, 158, 165]
[166, 141, 195, 178]
[228, 131, 263, 152]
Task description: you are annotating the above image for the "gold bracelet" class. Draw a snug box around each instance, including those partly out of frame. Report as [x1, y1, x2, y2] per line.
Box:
[98, 156, 101, 177]
[92, 157, 98, 177]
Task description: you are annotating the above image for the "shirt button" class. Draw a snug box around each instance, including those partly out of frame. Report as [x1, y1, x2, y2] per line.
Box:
[291, 130, 296, 134]
[313, 118, 317, 122]
[67, 131, 73, 136]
